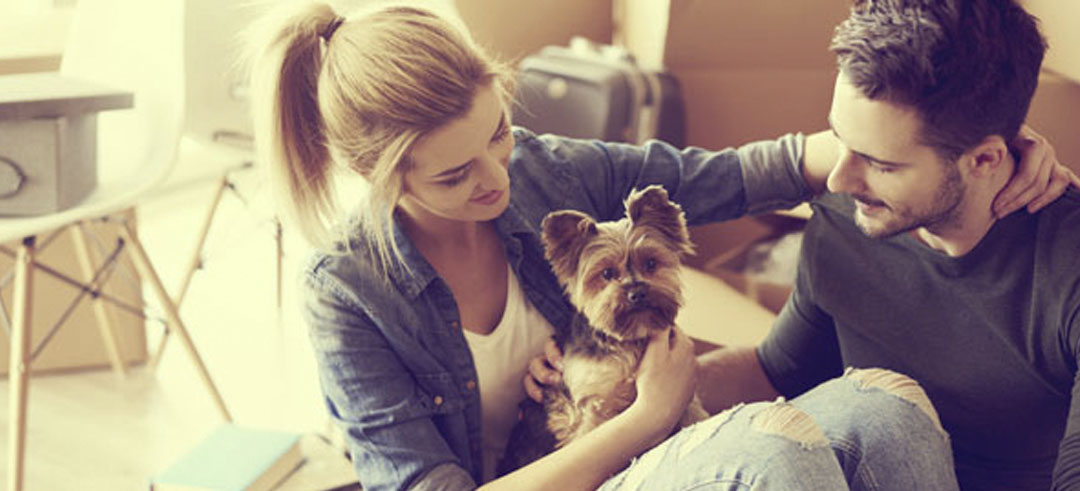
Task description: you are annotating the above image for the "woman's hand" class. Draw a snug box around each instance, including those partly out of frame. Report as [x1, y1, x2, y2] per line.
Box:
[993, 125, 1080, 218]
[630, 327, 698, 441]
[524, 338, 564, 402]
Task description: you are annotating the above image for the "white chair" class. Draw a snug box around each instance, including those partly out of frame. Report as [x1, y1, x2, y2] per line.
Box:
[144, 0, 284, 368]
[0, 0, 232, 489]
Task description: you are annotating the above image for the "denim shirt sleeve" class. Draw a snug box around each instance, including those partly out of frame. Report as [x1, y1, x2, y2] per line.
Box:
[512, 130, 811, 226]
[303, 268, 476, 491]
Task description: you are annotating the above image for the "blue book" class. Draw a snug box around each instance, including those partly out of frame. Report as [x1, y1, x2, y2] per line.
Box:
[151, 424, 304, 491]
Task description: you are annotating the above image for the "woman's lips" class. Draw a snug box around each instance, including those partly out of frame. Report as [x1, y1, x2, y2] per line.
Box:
[471, 189, 504, 205]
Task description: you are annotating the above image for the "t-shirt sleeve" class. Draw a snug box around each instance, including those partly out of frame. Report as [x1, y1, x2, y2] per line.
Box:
[756, 224, 844, 398]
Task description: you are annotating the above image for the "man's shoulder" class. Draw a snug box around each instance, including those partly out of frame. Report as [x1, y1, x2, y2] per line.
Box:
[1035, 187, 1080, 268]
[809, 192, 857, 218]
[1037, 187, 1080, 227]
[805, 192, 860, 238]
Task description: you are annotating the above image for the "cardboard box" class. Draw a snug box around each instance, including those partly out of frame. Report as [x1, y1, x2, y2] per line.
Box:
[678, 265, 776, 349]
[1022, 0, 1080, 84]
[688, 213, 808, 316]
[676, 69, 837, 151]
[456, 0, 613, 63]
[0, 73, 133, 216]
[0, 215, 147, 375]
[616, 0, 849, 150]
[1028, 71, 1080, 175]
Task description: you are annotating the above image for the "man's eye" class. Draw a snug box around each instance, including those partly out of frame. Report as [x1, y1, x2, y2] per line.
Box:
[864, 159, 896, 174]
[601, 267, 617, 281]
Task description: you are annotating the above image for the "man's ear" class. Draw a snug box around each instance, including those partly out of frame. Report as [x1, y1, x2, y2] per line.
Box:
[965, 135, 1010, 178]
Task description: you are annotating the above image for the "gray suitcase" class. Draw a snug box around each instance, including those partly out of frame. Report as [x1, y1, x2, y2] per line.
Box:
[513, 37, 685, 147]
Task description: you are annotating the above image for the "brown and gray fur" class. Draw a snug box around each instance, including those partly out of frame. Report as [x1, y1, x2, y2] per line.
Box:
[498, 185, 708, 475]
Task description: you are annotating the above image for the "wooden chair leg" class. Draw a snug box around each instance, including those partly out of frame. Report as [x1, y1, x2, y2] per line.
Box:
[8, 236, 35, 491]
[71, 223, 126, 378]
[116, 221, 232, 422]
[275, 218, 283, 323]
[147, 175, 228, 372]
[175, 174, 229, 307]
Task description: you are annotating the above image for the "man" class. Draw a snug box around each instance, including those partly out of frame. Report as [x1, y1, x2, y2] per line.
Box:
[698, 0, 1080, 489]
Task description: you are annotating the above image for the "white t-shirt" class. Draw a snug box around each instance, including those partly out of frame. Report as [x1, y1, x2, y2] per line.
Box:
[463, 264, 555, 482]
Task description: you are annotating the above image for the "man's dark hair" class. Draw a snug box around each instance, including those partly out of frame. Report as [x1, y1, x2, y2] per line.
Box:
[831, 0, 1047, 162]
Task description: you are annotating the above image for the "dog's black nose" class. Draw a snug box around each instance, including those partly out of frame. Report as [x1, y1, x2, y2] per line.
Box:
[626, 283, 648, 304]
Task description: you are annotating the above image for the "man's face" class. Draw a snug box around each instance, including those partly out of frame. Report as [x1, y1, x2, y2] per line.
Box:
[826, 73, 966, 239]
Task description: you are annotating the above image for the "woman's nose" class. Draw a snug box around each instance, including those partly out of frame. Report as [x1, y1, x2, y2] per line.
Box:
[476, 153, 510, 191]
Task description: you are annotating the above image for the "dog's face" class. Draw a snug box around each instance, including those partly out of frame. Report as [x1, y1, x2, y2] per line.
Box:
[542, 185, 694, 341]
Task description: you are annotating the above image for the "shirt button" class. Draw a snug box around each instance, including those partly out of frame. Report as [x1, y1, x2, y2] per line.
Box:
[466, 380, 476, 391]
[450, 321, 460, 329]
[434, 395, 444, 406]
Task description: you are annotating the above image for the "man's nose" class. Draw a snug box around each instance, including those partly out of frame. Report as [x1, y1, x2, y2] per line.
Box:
[826, 148, 865, 195]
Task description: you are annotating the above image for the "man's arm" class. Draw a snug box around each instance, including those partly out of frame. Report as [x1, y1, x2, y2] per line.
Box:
[696, 220, 844, 412]
[1052, 307, 1080, 490]
[696, 345, 780, 414]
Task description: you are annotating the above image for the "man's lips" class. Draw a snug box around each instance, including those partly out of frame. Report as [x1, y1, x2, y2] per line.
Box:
[853, 195, 887, 213]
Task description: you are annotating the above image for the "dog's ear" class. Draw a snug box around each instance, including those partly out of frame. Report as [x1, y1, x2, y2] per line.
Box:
[542, 210, 598, 281]
[625, 185, 694, 256]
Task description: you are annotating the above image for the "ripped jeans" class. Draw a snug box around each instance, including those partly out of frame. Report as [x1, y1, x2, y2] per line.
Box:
[599, 368, 959, 491]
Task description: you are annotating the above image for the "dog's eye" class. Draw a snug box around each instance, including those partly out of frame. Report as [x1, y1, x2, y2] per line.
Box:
[601, 267, 618, 281]
[643, 258, 657, 272]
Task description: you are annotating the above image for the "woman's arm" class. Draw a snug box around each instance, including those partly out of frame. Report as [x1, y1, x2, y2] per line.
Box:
[304, 271, 475, 491]
[802, 130, 838, 195]
[483, 328, 699, 491]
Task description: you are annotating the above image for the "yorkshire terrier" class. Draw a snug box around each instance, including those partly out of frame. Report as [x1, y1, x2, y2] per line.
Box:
[498, 185, 708, 475]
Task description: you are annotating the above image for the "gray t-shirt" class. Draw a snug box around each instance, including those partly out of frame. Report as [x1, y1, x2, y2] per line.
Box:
[759, 190, 1080, 490]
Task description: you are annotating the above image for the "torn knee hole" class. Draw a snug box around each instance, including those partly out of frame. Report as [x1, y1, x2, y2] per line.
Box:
[749, 401, 828, 448]
[845, 367, 945, 434]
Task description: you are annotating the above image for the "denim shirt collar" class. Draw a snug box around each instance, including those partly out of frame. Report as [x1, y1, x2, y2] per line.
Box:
[383, 204, 536, 300]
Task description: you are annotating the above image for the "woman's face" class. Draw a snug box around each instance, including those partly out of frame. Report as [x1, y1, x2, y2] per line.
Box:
[399, 84, 514, 226]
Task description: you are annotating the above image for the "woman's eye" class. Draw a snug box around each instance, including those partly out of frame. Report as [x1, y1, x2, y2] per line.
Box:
[438, 170, 469, 187]
[491, 127, 510, 144]
[601, 267, 617, 281]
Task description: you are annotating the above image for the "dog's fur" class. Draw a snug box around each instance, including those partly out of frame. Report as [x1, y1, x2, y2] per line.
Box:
[498, 185, 708, 475]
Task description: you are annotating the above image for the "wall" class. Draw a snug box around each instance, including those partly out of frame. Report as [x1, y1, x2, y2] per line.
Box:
[455, 0, 613, 63]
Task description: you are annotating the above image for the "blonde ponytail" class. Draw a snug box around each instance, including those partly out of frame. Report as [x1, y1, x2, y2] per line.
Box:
[248, 2, 342, 249]
[247, 2, 514, 276]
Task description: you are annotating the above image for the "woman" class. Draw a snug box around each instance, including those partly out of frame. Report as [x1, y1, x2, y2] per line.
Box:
[247, 3, 1070, 490]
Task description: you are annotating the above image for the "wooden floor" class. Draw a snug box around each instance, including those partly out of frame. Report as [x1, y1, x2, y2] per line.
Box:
[0, 156, 337, 490]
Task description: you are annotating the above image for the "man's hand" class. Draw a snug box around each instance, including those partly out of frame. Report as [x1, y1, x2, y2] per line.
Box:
[994, 125, 1080, 218]
[524, 338, 564, 402]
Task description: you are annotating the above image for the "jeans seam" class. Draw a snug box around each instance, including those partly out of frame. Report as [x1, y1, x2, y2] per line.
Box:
[680, 478, 752, 491]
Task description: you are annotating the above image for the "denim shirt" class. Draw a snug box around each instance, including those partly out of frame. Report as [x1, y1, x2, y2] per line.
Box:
[302, 128, 810, 491]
